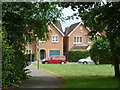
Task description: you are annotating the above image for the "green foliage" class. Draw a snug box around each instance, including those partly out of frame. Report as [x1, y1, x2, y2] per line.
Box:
[67, 50, 89, 62]
[2, 2, 63, 87]
[2, 30, 29, 88]
[60, 2, 120, 77]
[2, 2, 63, 45]
[90, 36, 112, 64]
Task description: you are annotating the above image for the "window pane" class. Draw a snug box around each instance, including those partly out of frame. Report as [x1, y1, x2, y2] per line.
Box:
[77, 37, 79, 43]
[74, 37, 76, 43]
[80, 37, 82, 42]
[56, 36, 58, 41]
[27, 50, 29, 53]
[29, 50, 31, 53]
[88, 37, 91, 42]
[52, 36, 58, 42]
[52, 57, 58, 59]
[52, 36, 54, 41]
[55, 36, 57, 41]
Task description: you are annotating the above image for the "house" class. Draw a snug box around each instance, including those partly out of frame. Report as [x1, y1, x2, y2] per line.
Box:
[25, 20, 64, 60]
[63, 22, 91, 57]
[25, 21, 92, 60]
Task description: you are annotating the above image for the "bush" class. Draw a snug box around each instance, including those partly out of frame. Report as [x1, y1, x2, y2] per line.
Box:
[89, 36, 112, 64]
[2, 31, 29, 88]
[67, 50, 89, 62]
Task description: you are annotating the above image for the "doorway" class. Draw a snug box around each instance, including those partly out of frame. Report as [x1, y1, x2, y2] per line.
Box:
[40, 50, 46, 60]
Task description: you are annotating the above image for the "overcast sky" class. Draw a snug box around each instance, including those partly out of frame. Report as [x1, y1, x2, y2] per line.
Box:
[59, 6, 82, 32]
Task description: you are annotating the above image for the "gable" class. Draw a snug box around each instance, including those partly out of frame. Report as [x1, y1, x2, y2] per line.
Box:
[50, 22, 64, 36]
[68, 22, 89, 37]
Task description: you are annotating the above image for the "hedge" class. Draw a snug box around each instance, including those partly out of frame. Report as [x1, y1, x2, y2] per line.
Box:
[2, 30, 29, 88]
[67, 50, 89, 62]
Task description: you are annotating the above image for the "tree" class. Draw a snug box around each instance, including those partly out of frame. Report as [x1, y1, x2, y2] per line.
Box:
[2, 2, 63, 45]
[2, 2, 63, 87]
[89, 36, 112, 64]
[59, 2, 120, 78]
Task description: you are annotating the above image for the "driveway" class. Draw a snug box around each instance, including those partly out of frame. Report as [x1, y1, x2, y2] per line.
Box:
[11, 65, 62, 89]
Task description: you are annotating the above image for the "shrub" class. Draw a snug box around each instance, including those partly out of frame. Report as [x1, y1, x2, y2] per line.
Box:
[2, 30, 29, 88]
[89, 36, 112, 64]
[67, 50, 89, 62]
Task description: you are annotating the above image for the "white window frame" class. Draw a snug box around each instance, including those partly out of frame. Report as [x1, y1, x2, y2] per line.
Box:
[73, 36, 83, 44]
[48, 25, 51, 29]
[87, 36, 91, 43]
[25, 49, 32, 54]
[52, 35, 58, 42]
[39, 38, 46, 43]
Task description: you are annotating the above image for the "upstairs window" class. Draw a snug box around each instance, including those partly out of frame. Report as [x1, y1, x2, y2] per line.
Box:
[52, 35, 58, 42]
[39, 38, 46, 43]
[48, 25, 51, 29]
[25, 49, 32, 54]
[73, 36, 82, 44]
[87, 36, 91, 43]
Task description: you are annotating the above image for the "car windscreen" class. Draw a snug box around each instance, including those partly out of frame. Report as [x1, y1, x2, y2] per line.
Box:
[58, 57, 66, 59]
[51, 57, 58, 59]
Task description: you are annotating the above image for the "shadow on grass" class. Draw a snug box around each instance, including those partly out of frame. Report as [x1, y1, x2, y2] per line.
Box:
[62, 75, 119, 88]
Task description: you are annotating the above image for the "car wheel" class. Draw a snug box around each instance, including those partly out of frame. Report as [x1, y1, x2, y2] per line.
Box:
[60, 61, 65, 64]
[44, 61, 49, 64]
[83, 61, 88, 64]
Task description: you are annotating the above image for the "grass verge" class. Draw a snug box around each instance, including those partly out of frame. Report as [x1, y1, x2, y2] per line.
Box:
[32, 64, 118, 88]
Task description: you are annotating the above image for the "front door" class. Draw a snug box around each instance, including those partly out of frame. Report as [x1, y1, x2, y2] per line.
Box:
[40, 50, 45, 60]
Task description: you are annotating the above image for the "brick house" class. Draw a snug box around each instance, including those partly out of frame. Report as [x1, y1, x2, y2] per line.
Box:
[63, 22, 91, 57]
[25, 21, 92, 60]
[25, 20, 64, 60]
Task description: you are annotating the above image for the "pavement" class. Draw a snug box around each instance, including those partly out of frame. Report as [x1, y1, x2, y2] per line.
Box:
[11, 65, 62, 89]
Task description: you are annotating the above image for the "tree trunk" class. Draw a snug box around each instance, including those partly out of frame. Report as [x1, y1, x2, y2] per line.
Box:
[109, 37, 120, 78]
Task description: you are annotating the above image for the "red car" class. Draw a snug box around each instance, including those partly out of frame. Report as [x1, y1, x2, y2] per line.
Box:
[42, 55, 66, 64]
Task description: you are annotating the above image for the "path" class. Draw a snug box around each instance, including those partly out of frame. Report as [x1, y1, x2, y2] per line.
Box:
[12, 65, 62, 89]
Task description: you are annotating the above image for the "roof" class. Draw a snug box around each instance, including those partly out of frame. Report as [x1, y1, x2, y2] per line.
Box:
[71, 45, 89, 50]
[66, 22, 80, 36]
[64, 22, 85, 36]
[51, 21, 64, 36]
[54, 20, 63, 33]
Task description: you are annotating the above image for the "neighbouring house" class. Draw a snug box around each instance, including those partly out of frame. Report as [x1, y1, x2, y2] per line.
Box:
[63, 22, 92, 57]
[25, 20, 64, 60]
[25, 21, 93, 60]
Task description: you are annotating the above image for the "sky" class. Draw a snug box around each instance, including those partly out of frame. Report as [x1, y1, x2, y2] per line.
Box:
[59, 6, 82, 32]
[59, 0, 107, 32]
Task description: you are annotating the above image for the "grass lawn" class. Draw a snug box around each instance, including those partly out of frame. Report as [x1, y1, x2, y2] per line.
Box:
[32, 64, 119, 88]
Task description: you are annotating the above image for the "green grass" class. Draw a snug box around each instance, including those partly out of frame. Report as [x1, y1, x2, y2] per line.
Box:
[32, 64, 119, 88]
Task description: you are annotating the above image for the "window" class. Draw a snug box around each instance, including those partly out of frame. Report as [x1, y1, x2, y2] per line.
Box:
[58, 57, 66, 59]
[87, 36, 91, 43]
[39, 38, 46, 43]
[73, 36, 82, 44]
[80, 26, 83, 30]
[49, 50, 60, 57]
[25, 49, 32, 54]
[52, 35, 58, 42]
[48, 25, 51, 29]
[51, 57, 58, 59]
